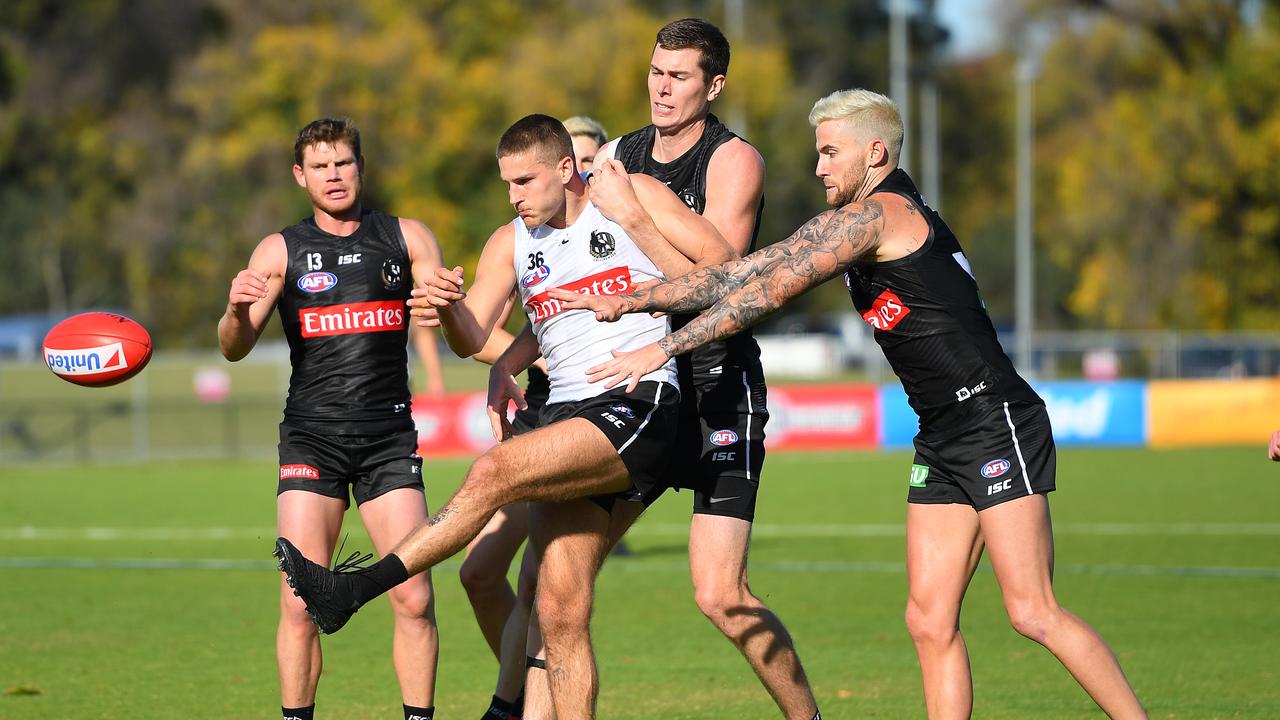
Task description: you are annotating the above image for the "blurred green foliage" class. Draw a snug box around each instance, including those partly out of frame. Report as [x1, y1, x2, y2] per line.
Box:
[0, 0, 1275, 346]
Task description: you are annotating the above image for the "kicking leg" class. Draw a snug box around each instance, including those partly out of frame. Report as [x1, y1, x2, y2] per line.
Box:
[275, 419, 632, 634]
[904, 502, 984, 720]
[981, 494, 1147, 719]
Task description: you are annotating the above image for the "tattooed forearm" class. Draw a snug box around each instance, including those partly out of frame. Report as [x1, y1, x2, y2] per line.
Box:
[657, 200, 884, 356]
[427, 504, 454, 527]
[628, 211, 840, 314]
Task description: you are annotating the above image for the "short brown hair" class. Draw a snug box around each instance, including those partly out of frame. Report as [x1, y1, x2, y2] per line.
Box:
[496, 114, 574, 166]
[656, 18, 729, 81]
[293, 118, 361, 166]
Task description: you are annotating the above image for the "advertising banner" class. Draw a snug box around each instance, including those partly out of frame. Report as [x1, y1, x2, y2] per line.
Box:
[880, 380, 1148, 448]
[765, 384, 879, 450]
[412, 383, 882, 457]
[1036, 380, 1146, 446]
[1148, 378, 1280, 448]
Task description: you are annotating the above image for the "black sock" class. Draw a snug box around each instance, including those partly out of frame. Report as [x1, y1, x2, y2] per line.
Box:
[513, 687, 525, 716]
[526, 655, 547, 670]
[483, 694, 517, 719]
[282, 705, 314, 720]
[350, 553, 409, 606]
[403, 704, 434, 720]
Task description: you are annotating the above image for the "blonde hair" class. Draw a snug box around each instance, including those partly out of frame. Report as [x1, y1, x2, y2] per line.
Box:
[808, 89, 904, 163]
[562, 116, 608, 146]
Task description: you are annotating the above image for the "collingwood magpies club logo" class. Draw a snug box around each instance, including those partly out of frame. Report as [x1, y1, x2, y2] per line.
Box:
[381, 259, 403, 290]
[589, 230, 616, 260]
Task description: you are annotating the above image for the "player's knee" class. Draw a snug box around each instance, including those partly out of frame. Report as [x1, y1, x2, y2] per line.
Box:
[280, 595, 319, 636]
[904, 599, 957, 647]
[515, 560, 539, 606]
[462, 454, 508, 505]
[1004, 599, 1056, 643]
[388, 577, 436, 622]
[536, 585, 589, 633]
[459, 554, 506, 600]
[389, 584, 435, 622]
[692, 576, 751, 625]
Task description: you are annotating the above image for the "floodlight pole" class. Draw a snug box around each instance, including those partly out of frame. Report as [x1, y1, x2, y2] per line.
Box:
[1015, 52, 1039, 372]
[725, 0, 747, 132]
[890, 0, 912, 176]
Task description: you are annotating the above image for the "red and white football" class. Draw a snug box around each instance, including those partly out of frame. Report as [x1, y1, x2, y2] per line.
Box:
[42, 312, 153, 387]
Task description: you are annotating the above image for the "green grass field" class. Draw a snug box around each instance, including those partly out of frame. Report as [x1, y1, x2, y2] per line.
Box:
[2, 447, 1277, 719]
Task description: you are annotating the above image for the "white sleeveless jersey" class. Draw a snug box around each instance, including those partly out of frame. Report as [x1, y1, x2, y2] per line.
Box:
[512, 201, 677, 404]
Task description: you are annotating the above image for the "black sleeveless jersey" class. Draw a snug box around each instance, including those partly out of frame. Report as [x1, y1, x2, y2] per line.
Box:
[845, 169, 1041, 439]
[277, 209, 414, 434]
[614, 114, 763, 382]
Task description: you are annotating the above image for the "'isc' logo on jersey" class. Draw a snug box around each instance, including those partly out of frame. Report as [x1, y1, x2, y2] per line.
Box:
[861, 288, 911, 331]
[298, 272, 338, 293]
[709, 429, 738, 446]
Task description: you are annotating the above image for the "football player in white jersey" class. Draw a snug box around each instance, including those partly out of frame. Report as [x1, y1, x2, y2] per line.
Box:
[274, 114, 733, 720]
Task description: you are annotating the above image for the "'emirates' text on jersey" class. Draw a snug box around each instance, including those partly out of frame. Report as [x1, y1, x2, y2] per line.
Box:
[845, 170, 1041, 438]
[513, 201, 677, 404]
[611, 114, 763, 380]
[278, 210, 413, 433]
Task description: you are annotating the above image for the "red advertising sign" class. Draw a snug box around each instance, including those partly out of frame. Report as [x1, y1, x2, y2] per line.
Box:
[412, 382, 881, 457]
[765, 384, 879, 449]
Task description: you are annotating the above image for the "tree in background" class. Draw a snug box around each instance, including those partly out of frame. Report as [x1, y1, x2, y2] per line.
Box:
[1, 0, 1276, 344]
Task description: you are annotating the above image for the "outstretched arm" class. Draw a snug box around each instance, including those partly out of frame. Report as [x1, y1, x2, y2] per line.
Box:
[410, 224, 517, 358]
[549, 208, 847, 321]
[586, 201, 886, 390]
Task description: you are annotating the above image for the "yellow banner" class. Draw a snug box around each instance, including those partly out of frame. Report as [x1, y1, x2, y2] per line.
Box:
[1148, 378, 1280, 447]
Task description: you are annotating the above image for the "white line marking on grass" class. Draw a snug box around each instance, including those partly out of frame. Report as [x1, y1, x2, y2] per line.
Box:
[2, 522, 1279, 542]
[1, 557, 1277, 579]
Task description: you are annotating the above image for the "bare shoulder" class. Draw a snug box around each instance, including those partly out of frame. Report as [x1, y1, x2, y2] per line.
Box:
[708, 137, 764, 181]
[399, 217, 443, 266]
[592, 139, 620, 170]
[863, 193, 928, 259]
[399, 217, 437, 242]
[487, 221, 515, 247]
[249, 232, 287, 273]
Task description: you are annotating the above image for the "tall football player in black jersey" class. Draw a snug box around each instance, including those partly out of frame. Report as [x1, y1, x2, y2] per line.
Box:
[218, 118, 444, 720]
[588, 19, 820, 720]
[558, 89, 1148, 720]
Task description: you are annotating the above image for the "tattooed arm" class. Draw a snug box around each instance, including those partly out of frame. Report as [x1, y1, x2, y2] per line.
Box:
[549, 208, 848, 321]
[586, 200, 887, 390]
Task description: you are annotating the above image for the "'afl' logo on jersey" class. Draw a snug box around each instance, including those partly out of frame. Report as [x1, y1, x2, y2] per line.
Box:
[381, 260, 403, 290]
[678, 190, 699, 211]
[298, 272, 338, 293]
[709, 429, 738, 446]
[521, 264, 552, 288]
[981, 458, 1011, 479]
[589, 231, 616, 260]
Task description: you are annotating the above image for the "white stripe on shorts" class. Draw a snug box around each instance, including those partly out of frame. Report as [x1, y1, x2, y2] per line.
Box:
[618, 383, 666, 454]
[741, 371, 754, 482]
[1002, 401, 1034, 495]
